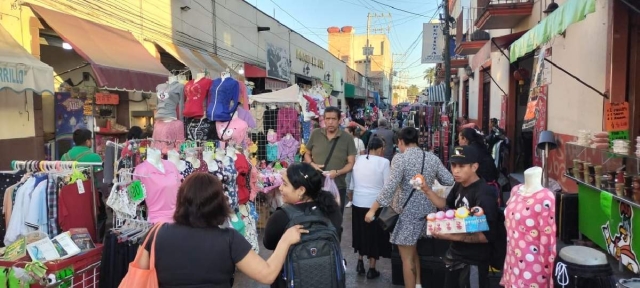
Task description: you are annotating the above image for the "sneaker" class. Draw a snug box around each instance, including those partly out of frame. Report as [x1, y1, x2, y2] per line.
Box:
[345, 201, 352, 208]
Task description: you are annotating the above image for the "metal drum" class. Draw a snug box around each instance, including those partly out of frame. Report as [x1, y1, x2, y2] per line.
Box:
[619, 279, 640, 288]
[555, 246, 616, 288]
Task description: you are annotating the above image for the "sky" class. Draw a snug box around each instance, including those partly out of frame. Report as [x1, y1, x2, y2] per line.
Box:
[251, 0, 441, 89]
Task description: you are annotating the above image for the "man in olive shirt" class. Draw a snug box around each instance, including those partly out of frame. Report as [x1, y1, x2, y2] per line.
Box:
[304, 106, 357, 215]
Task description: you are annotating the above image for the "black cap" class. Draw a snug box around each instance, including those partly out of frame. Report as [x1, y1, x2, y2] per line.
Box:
[449, 146, 479, 164]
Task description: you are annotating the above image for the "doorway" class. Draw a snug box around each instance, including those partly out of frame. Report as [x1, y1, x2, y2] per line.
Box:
[482, 69, 491, 133]
[512, 57, 534, 172]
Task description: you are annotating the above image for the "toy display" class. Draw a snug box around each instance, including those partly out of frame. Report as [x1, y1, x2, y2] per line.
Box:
[426, 206, 489, 235]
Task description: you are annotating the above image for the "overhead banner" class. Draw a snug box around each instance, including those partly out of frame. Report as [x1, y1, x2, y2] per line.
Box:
[421, 23, 444, 64]
[265, 39, 291, 82]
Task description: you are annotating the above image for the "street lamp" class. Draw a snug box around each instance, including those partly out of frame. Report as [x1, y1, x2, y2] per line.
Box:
[303, 64, 310, 75]
[325, 72, 331, 81]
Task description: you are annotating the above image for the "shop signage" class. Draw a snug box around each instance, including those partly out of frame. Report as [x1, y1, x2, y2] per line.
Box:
[605, 102, 629, 131]
[265, 41, 290, 82]
[95, 93, 120, 105]
[0, 67, 26, 85]
[265, 78, 288, 91]
[421, 23, 444, 64]
[296, 49, 325, 69]
[580, 187, 640, 273]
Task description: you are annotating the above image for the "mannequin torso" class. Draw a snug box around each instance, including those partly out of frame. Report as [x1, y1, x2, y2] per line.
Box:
[146, 148, 165, 173]
[167, 150, 186, 171]
[520, 166, 544, 196]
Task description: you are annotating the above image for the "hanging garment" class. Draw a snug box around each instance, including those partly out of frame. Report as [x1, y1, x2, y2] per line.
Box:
[250, 105, 266, 133]
[0, 172, 23, 247]
[263, 107, 279, 132]
[209, 159, 239, 212]
[301, 117, 312, 143]
[5, 177, 36, 245]
[215, 118, 248, 144]
[185, 117, 213, 141]
[207, 77, 240, 121]
[302, 95, 319, 116]
[238, 81, 250, 111]
[235, 154, 251, 205]
[250, 132, 267, 162]
[249, 165, 259, 202]
[58, 180, 98, 242]
[278, 137, 299, 163]
[99, 231, 139, 288]
[183, 78, 213, 119]
[266, 144, 278, 162]
[236, 107, 257, 129]
[501, 185, 556, 288]
[156, 81, 185, 120]
[180, 160, 209, 179]
[134, 160, 183, 223]
[239, 203, 259, 253]
[276, 107, 300, 140]
[152, 120, 185, 153]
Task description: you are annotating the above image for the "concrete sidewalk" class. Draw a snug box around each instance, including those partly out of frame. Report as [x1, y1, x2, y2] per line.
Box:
[233, 207, 399, 287]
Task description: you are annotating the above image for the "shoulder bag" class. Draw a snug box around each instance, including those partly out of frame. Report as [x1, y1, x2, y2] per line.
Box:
[322, 138, 340, 171]
[119, 223, 163, 288]
[378, 151, 426, 232]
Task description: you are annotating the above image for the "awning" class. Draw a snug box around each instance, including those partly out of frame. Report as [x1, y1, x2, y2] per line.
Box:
[243, 63, 266, 78]
[295, 73, 314, 83]
[265, 78, 287, 91]
[344, 83, 365, 100]
[156, 42, 227, 77]
[428, 83, 447, 102]
[0, 23, 54, 94]
[31, 5, 170, 92]
[509, 0, 596, 62]
[471, 30, 528, 70]
[250, 84, 299, 103]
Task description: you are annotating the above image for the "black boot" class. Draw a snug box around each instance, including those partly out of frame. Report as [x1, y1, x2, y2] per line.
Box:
[356, 260, 365, 275]
[366, 268, 380, 279]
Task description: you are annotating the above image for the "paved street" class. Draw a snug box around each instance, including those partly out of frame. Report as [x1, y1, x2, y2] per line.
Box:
[234, 207, 399, 287]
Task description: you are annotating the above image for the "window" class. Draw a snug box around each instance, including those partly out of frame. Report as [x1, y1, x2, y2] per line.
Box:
[380, 41, 385, 55]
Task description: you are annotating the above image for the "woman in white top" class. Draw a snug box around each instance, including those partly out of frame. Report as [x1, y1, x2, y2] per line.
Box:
[349, 136, 392, 279]
[345, 125, 365, 208]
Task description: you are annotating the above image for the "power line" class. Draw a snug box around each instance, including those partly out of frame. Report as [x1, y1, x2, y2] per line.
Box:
[367, 0, 431, 17]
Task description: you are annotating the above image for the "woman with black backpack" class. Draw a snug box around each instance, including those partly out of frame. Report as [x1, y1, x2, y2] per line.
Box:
[264, 163, 345, 288]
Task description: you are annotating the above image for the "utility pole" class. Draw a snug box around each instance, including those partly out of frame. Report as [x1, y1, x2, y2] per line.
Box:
[443, 0, 452, 103]
[363, 13, 393, 106]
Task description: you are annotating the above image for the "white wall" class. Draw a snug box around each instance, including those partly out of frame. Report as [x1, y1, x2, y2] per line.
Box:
[0, 90, 35, 139]
[490, 51, 510, 119]
[545, 0, 608, 135]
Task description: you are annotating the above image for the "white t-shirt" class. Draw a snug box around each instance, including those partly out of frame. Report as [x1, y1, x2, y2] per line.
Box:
[354, 138, 365, 155]
[350, 155, 390, 208]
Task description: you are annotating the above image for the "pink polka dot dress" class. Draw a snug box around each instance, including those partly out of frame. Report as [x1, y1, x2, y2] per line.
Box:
[500, 184, 557, 288]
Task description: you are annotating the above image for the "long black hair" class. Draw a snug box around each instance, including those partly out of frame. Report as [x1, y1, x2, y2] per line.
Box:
[286, 163, 338, 214]
[460, 127, 487, 150]
[366, 136, 385, 160]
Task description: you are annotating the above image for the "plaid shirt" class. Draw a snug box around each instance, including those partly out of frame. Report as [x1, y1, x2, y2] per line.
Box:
[46, 174, 59, 238]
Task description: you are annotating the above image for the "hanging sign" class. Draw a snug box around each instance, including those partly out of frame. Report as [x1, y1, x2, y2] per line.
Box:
[128, 180, 146, 202]
[605, 102, 629, 131]
[421, 23, 444, 64]
[95, 93, 119, 105]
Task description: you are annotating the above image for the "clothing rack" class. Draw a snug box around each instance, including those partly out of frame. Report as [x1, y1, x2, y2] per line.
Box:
[10, 160, 102, 242]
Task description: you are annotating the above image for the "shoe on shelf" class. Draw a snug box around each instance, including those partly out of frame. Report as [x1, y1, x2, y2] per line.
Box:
[345, 201, 353, 208]
[366, 268, 380, 279]
[356, 260, 365, 275]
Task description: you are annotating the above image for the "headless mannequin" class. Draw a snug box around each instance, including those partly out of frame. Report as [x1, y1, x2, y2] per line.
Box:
[167, 150, 183, 171]
[185, 150, 200, 169]
[195, 73, 206, 82]
[203, 150, 217, 172]
[159, 76, 179, 122]
[520, 166, 543, 196]
[146, 147, 165, 173]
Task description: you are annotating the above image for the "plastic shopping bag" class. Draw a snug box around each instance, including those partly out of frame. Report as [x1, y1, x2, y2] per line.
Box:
[323, 176, 341, 206]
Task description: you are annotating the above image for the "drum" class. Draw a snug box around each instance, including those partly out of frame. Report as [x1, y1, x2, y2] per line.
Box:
[555, 246, 616, 288]
[618, 279, 640, 288]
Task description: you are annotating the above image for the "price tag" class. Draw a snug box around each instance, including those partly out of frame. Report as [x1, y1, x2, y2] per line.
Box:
[128, 180, 145, 202]
[76, 180, 85, 194]
[205, 141, 215, 150]
[139, 147, 146, 154]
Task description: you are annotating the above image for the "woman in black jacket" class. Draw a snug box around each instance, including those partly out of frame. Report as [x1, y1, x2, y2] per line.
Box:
[458, 128, 501, 198]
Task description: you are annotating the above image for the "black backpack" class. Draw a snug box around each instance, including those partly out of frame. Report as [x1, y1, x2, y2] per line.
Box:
[281, 205, 346, 288]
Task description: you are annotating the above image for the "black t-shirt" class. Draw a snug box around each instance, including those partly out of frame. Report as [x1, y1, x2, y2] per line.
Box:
[144, 223, 252, 288]
[445, 179, 498, 264]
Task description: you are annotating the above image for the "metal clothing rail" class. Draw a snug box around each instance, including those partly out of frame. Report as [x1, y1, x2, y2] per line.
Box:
[10, 160, 103, 242]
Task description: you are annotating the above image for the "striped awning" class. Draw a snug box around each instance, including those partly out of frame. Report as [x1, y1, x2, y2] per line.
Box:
[428, 83, 447, 102]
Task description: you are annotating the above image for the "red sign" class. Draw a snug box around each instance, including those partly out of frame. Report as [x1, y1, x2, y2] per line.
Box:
[95, 93, 119, 105]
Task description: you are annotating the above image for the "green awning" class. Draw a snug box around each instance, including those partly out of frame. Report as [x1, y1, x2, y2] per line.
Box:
[509, 0, 596, 62]
[344, 83, 356, 98]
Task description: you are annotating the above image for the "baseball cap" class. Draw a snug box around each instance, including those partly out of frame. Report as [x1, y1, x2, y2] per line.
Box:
[449, 146, 479, 164]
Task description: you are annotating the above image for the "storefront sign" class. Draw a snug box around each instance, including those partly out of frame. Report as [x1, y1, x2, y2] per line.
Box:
[605, 102, 629, 131]
[579, 187, 640, 273]
[421, 23, 444, 64]
[265, 78, 288, 91]
[295, 49, 325, 69]
[95, 93, 119, 105]
[0, 67, 25, 84]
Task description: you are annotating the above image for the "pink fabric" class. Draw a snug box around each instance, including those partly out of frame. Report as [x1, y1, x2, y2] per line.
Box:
[277, 107, 300, 140]
[133, 160, 183, 223]
[501, 185, 556, 288]
[249, 165, 259, 201]
[152, 120, 185, 153]
[239, 82, 249, 111]
[216, 118, 248, 144]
